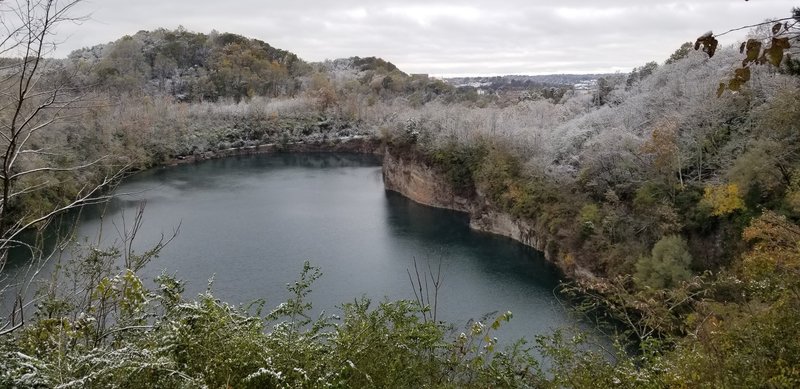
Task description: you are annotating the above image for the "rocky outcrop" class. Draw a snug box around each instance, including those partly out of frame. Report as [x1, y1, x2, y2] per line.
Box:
[166, 137, 383, 166]
[469, 209, 540, 248]
[382, 148, 597, 282]
[167, 138, 594, 280]
[381, 150, 471, 212]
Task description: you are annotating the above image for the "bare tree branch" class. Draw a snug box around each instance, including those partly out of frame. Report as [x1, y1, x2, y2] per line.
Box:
[7, 156, 107, 180]
[0, 2, 126, 333]
[713, 17, 796, 38]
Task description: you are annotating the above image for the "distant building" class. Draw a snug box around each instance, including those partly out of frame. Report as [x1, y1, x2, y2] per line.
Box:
[573, 79, 597, 95]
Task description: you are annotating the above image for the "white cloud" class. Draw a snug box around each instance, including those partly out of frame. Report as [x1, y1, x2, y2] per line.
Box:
[554, 7, 628, 21]
[47, 0, 795, 76]
[342, 7, 369, 20]
[384, 5, 482, 26]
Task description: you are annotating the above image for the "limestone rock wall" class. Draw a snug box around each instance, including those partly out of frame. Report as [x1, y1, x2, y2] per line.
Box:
[382, 148, 597, 282]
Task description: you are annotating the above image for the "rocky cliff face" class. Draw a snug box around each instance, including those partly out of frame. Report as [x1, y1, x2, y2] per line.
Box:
[382, 150, 471, 212]
[382, 148, 596, 282]
[167, 137, 383, 166]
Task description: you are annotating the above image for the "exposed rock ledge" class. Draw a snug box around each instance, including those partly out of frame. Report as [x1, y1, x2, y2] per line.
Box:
[164, 139, 596, 281]
[165, 136, 383, 166]
[382, 148, 597, 283]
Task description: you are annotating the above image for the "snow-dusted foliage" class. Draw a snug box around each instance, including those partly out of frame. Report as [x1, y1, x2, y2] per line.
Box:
[0, 252, 544, 388]
[376, 45, 798, 189]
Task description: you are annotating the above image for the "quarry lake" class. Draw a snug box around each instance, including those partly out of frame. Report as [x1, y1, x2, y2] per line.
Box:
[8, 153, 578, 342]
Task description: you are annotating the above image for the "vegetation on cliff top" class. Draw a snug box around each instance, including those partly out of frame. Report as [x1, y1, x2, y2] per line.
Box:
[1, 0, 800, 386]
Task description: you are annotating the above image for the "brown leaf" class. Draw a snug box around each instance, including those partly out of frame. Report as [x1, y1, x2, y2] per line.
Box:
[706, 37, 718, 57]
[717, 82, 726, 98]
[694, 35, 719, 58]
[772, 37, 791, 49]
[734, 67, 751, 83]
[741, 39, 762, 66]
[764, 46, 785, 67]
[729, 78, 743, 92]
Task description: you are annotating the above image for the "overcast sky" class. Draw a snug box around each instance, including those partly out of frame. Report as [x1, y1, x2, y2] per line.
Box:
[50, 0, 795, 76]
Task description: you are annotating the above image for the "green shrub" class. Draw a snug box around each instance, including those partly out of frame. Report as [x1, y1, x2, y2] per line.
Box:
[430, 142, 487, 195]
[635, 235, 693, 289]
[474, 147, 521, 205]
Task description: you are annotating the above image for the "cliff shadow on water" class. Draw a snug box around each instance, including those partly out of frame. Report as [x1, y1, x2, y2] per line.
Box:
[380, 190, 584, 344]
[3, 151, 589, 346]
[383, 190, 563, 293]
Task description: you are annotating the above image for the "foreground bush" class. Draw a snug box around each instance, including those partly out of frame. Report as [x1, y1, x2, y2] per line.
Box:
[0, 251, 546, 388]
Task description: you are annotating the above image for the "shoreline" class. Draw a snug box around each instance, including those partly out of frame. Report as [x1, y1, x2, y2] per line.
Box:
[157, 137, 597, 284]
[381, 147, 598, 283]
[162, 136, 384, 167]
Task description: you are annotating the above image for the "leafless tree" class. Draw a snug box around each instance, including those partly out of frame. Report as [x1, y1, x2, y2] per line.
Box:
[0, 0, 126, 335]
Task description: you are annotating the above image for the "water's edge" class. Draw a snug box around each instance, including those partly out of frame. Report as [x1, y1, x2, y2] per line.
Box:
[381, 148, 598, 283]
[162, 137, 598, 283]
[165, 136, 384, 166]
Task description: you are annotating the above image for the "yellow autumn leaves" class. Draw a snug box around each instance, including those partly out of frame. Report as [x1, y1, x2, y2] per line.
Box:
[702, 183, 744, 216]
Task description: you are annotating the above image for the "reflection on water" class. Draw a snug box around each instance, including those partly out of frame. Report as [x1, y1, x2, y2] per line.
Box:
[3, 152, 577, 343]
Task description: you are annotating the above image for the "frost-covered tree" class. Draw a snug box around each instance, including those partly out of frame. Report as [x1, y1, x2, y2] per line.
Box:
[0, 0, 124, 336]
[695, 7, 800, 96]
[94, 36, 150, 93]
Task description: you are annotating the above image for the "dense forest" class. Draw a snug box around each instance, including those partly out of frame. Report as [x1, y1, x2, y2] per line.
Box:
[1, 0, 800, 387]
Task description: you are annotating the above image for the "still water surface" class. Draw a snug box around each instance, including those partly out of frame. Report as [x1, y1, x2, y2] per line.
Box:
[9, 153, 576, 341]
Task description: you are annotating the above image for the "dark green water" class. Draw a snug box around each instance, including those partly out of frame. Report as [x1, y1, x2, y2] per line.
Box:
[6, 153, 576, 342]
